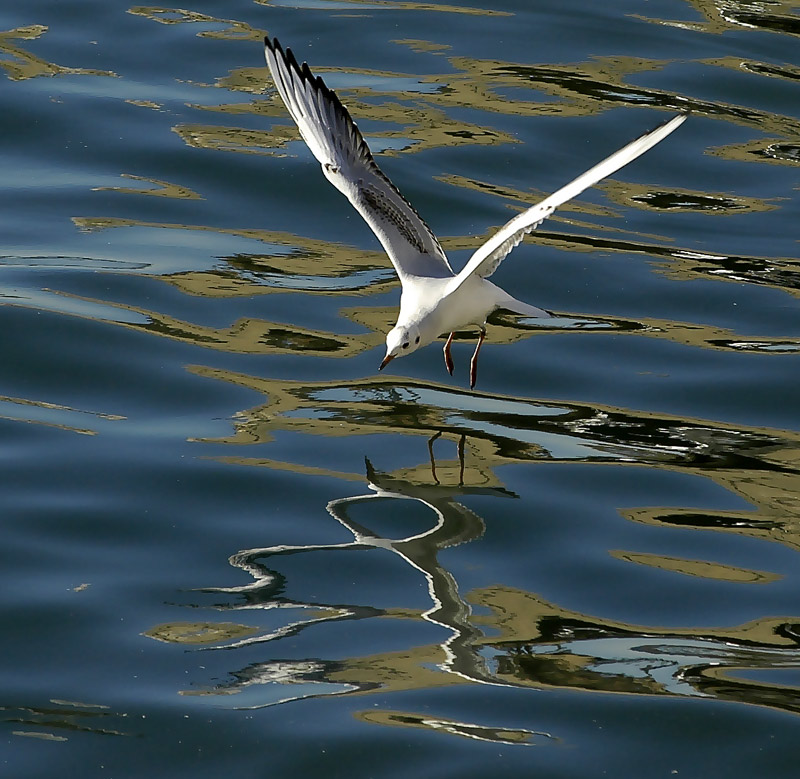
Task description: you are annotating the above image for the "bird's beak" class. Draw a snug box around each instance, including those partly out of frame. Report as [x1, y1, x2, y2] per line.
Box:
[378, 354, 394, 371]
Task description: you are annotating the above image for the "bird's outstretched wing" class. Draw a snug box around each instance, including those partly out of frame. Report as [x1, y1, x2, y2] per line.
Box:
[446, 112, 688, 296]
[264, 37, 454, 281]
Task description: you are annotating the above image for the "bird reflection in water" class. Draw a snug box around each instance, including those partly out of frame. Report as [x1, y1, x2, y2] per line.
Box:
[428, 430, 466, 485]
[176, 427, 800, 734]
[203, 445, 516, 680]
[185, 447, 555, 745]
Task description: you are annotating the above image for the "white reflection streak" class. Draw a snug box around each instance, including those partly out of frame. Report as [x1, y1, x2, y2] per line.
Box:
[209, 460, 520, 693]
[321, 472, 517, 690]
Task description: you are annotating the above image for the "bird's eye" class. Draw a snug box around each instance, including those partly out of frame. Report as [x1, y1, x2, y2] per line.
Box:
[402, 342, 409, 349]
[415, 336, 420, 344]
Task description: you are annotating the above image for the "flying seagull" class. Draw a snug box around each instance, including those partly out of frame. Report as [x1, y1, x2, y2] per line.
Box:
[264, 36, 687, 388]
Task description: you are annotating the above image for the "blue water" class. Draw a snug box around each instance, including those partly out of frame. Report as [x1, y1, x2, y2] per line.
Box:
[3, 0, 800, 776]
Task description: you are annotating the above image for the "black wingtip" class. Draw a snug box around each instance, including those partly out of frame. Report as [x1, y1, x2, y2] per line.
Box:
[265, 36, 295, 69]
[265, 35, 333, 97]
[268, 36, 307, 86]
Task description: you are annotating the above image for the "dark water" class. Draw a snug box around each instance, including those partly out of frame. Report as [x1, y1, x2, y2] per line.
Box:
[3, 0, 800, 775]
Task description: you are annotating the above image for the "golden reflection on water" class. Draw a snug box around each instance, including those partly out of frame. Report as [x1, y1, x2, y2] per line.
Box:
[3, 699, 130, 739]
[28, 2, 799, 732]
[624, 465, 800, 552]
[140, 20, 800, 200]
[711, 135, 800, 167]
[93, 174, 204, 200]
[144, 621, 259, 644]
[355, 710, 550, 746]
[345, 301, 800, 354]
[0, 24, 116, 80]
[254, 0, 512, 16]
[127, 7, 263, 41]
[63, 213, 800, 351]
[64, 4, 800, 337]
[49, 289, 378, 356]
[172, 123, 295, 157]
[188, 369, 800, 540]
[185, 76, 518, 157]
[72, 216, 392, 291]
[144, 450, 800, 724]
[609, 550, 781, 584]
[190, 41, 800, 146]
[0, 394, 125, 436]
[635, 0, 800, 37]
[601, 180, 779, 216]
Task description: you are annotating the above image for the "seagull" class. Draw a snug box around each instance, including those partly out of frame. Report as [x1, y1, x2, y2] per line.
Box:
[264, 36, 687, 388]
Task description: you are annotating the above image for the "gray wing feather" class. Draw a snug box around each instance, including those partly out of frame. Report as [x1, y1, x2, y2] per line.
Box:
[265, 37, 453, 280]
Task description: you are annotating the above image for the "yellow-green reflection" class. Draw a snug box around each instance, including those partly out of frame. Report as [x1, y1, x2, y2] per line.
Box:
[93, 173, 204, 200]
[122, 7, 800, 180]
[19, 269, 797, 395]
[255, 0, 511, 15]
[186, 370, 800, 553]
[710, 136, 800, 167]
[127, 7, 263, 40]
[63, 213, 800, 351]
[13, 731, 69, 742]
[172, 124, 296, 157]
[202, 45, 800, 144]
[146, 454, 800, 725]
[635, 0, 800, 38]
[2, 700, 129, 738]
[145, 621, 259, 644]
[72, 216, 394, 293]
[125, 98, 163, 110]
[0, 24, 116, 81]
[609, 550, 781, 584]
[0, 394, 125, 436]
[45, 289, 379, 356]
[346, 302, 800, 353]
[601, 180, 779, 216]
[182, 93, 518, 156]
[355, 710, 552, 745]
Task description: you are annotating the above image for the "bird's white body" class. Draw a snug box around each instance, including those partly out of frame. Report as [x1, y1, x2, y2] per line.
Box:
[398, 274, 542, 346]
[264, 36, 687, 387]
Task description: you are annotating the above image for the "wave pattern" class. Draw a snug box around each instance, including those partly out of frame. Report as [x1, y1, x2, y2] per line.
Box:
[2, 0, 800, 775]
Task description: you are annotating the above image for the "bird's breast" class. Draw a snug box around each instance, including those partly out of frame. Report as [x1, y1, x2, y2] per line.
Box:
[401, 278, 495, 341]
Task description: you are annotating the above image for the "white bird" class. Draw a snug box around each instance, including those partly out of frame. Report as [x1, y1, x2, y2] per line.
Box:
[264, 37, 688, 388]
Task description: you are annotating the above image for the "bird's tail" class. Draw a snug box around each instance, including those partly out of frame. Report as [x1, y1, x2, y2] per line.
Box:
[494, 287, 550, 319]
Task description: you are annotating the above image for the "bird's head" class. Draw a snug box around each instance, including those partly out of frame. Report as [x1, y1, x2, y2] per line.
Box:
[379, 324, 422, 370]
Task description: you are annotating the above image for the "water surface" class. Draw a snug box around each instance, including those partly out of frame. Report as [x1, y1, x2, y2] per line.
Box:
[2, 0, 800, 776]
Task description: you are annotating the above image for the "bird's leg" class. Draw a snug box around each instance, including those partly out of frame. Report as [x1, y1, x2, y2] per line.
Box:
[443, 332, 455, 375]
[469, 327, 487, 389]
[428, 430, 442, 484]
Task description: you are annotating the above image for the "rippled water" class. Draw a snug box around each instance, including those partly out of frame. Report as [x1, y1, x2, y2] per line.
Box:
[3, 0, 800, 776]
